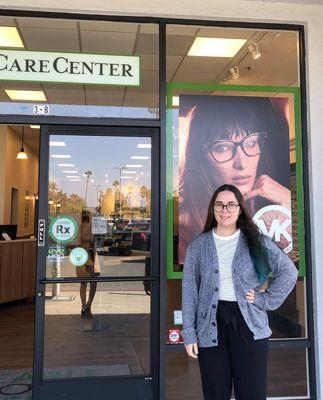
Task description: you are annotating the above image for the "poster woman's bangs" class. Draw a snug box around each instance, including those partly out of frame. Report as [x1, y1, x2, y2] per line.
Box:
[187, 95, 273, 144]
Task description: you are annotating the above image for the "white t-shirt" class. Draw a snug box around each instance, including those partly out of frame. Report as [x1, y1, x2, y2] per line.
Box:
[213, 229, 240, 301]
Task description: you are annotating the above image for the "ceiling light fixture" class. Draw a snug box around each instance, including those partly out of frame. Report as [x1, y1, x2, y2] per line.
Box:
[126, 164, 143, 168]
[248, 42, 261, 60]
[0, 27, 24, 48]
[131, 156, 149, 160]
[58, 163, 75, 167]
[5, 89, 47, 102]
[188, 37, 247, 57]
[16, 126, 28, 160]
[51, 154, 71, 159]
[30, 125, 40, 129]
[50, 141, 66, 147]
[137, 144, 151, 149]
[229, 66, 240, 80]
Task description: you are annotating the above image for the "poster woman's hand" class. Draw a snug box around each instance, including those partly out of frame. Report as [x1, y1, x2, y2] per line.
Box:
[244, 174, 290, 208]
[185, 343, 199, 359]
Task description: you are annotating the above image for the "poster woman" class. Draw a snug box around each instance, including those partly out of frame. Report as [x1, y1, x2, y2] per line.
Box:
[178, 94, 291, 264]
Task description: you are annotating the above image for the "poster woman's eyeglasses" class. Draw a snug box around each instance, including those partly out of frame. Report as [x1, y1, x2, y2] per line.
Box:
[205, 132, 268, 163]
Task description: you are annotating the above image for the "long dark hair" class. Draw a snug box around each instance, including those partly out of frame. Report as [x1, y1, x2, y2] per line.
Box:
[203, 184, 270, 283]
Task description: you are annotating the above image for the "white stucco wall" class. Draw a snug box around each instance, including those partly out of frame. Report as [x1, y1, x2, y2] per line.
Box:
[0, 0, 322, 397]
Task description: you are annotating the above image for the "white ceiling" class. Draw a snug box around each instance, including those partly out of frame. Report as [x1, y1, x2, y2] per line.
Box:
[0, 17, 299, 108]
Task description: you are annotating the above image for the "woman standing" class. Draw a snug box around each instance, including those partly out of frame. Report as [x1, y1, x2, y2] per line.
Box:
[181, 184, 298, 400]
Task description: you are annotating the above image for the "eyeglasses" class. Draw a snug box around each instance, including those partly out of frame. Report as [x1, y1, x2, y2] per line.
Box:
[214, 202, 240, 213]
[205, 132, 267, 163]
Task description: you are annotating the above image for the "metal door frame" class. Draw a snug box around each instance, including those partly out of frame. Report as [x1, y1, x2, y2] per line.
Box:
[33, 124, 160, 400]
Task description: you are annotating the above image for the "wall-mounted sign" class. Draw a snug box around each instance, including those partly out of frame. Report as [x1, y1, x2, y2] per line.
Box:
[33, 105, 49, 114]
[49, 215, 78, 244]
[69, 247, 88, 267]
[0, 50, 140, 86]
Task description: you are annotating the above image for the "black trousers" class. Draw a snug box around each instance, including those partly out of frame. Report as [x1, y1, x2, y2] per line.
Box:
[198, 301, 269, 400]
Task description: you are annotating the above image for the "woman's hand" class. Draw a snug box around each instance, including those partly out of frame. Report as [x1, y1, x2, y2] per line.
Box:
[244, 174, 291, 208]
[185, 343, 199, 359]
[246, 289, 255, 303]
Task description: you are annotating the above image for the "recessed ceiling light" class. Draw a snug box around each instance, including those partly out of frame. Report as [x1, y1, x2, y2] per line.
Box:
[131, 156, 149, 160]
[62, 170, 78, 173]
[66, 175, 80, 178]
[51, 154, 71, 159]
[126, 164, 143, 168]
[188, 37, 247, 57]
[137, 144, 151, 149]
[69, 179, 81, 182]
[58, 163, 75, 167]
[0, 27, 24, 48]
[5, 89, 47, 101]
[50, 141, 66, 147]
[30, 125, 40, 129]
[122, 171, 137, 174]
[120, 176, 133, 180]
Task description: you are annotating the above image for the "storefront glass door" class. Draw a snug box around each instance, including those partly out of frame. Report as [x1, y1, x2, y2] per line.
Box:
[33, 125, 159, 400]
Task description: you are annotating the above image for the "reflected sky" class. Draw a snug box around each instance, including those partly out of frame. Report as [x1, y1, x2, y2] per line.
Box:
[49, 134, 151, 208]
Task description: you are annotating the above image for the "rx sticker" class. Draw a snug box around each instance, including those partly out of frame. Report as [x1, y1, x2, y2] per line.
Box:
[49, 215, 78, 244]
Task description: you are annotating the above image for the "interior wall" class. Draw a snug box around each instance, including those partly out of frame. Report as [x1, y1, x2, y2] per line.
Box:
[3, 126, 38, 237]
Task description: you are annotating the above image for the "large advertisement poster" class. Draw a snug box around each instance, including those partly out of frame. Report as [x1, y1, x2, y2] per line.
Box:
[178, 94, 292, 265]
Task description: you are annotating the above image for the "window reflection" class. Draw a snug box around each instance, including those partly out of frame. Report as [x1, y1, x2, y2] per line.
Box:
[46, 135, 151, 280]
[44, 282, 151, 379]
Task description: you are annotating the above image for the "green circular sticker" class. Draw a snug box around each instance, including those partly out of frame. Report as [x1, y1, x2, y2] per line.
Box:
[49, 215, 78, 244]
[69, 247, 88, 267]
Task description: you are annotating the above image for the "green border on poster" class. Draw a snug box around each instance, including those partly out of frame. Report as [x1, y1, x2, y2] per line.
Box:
[166, 82, 305, 279]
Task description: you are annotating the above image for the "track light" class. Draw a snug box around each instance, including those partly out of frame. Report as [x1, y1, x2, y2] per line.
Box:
[229, 66, 240, 80]
[248, 42, 261, 60]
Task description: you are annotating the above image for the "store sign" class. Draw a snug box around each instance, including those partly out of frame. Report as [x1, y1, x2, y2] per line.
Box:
[49, 215, 78, 244]
[0, 50, 140, 86]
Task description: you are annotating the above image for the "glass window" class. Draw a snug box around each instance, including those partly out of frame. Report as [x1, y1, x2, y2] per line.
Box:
[43, 281, 151, 379]
[166, 24, 306, 342]
[0, 17, 159, 118]
[46, 133, 151, 279]
[166, 347, 309, 399]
